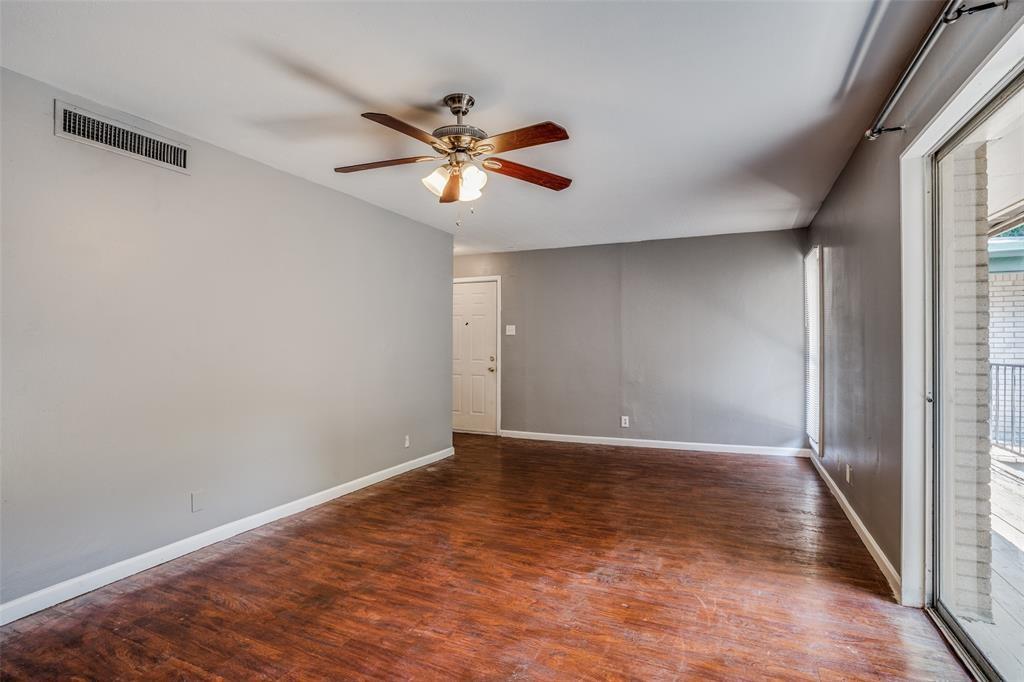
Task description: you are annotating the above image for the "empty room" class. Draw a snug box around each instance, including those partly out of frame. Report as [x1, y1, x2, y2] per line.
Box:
[2, 0, 1023, 679]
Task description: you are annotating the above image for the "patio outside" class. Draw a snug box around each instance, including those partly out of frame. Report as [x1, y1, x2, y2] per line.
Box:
[969, 233, 1024, 674]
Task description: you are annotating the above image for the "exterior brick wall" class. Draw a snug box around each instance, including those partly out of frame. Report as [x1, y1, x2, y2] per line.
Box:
[989, 271, 1024, 364]
[948, 143, 993, 621]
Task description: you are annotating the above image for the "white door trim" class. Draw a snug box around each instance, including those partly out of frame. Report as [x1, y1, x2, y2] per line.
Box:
[453, 276, 501, 434]
[898, 16, 1024, 608]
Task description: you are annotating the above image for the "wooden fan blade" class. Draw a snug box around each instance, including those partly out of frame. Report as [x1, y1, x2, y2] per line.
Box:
[334, 156, 435, 173]
[482, 158, 572, 191]
[440, 169, 461, 203]
[362, 113, 446, 149]
[478, 122, 568, 154]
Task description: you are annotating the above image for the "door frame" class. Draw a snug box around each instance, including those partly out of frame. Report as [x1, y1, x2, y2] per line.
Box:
[453, 275, 502, 435]
[930, 71, 1024, 682]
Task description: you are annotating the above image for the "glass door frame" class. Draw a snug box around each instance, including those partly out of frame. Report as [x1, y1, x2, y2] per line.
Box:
[930, 70, 1024, 682]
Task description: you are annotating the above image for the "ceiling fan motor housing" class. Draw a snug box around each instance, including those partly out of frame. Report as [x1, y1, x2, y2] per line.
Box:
[433, 124, 488, 152]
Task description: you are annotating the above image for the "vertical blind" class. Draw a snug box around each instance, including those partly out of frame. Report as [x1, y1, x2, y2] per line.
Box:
[804, 246, 822, 453]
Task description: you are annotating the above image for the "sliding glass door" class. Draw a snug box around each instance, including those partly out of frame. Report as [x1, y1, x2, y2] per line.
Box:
[933, 74, 1024, 681]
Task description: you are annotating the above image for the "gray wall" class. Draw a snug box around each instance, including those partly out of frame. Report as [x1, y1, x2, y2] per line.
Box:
[807, 7, 1024, 569]
[455, 229, 806, 448]
[0, 69, 453, 602]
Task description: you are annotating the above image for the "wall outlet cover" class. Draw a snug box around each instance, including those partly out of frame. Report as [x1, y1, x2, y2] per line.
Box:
[190, 490, 204, 513]
[621, 416, 630, 428]
[505, 324, 516, 336]
[404, 435, 410, 448]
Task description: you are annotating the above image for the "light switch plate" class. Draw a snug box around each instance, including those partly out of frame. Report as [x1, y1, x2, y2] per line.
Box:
[505, 325, 516, 336]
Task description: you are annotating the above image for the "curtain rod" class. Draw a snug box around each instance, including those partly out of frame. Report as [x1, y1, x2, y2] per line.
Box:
[864, 0, 1008, 141]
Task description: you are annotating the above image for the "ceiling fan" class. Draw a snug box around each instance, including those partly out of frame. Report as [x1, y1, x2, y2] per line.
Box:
[334, 93, 571, 203]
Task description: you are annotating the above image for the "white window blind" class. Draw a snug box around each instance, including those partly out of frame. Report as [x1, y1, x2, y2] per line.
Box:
[804, 246, 822, 453]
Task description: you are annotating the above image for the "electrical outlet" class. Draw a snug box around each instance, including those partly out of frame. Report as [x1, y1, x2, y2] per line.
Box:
[845, 464, 852, 485]
[505, 324, 516, 336]
[190, 490, 204, 513]
[404, 434, 410, 448]
[621, 415, 630, 428]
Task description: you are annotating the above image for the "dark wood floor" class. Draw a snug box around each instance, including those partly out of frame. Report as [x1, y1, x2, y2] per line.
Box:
[1, 434, 965, 680]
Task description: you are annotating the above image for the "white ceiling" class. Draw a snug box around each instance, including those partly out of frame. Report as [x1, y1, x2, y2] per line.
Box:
[1, 1, 938, 254]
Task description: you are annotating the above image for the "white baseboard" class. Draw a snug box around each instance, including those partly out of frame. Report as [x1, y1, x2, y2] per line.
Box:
[0, 445, 454, 626]
[808, 454, 902, 600]
[499, 430, 812, 458]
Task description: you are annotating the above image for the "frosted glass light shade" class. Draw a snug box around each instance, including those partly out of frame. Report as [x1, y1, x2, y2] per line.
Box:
[421, 164, 487, 202]
[459, 187, 482, 201]
[421, 165, 450, 197]
[461, 164, 487, 193]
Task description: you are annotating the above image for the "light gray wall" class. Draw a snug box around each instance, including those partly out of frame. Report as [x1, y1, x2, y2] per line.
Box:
[455, 229, 806, 448]
[807, 7, 1024, 569]
[0, 69, 453, 602]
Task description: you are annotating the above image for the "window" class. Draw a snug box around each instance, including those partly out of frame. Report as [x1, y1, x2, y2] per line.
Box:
[805, 246, 822, 454]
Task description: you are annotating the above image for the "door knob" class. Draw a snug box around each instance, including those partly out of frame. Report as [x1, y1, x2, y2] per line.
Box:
[488, 367, 495, 373]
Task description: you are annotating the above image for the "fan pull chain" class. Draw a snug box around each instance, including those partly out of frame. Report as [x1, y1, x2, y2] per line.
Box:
[454, 206, 475, 229]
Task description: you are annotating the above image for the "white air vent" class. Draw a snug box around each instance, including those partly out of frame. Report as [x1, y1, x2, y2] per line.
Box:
[54, 100, 190, 174]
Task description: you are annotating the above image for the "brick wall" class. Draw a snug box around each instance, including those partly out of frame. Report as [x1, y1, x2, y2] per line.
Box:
[948, 142, 993, 621]
[989, 271, 1024, 364]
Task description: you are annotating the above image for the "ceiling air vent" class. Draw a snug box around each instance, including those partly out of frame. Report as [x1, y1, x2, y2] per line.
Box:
[54, 100, 190, 174]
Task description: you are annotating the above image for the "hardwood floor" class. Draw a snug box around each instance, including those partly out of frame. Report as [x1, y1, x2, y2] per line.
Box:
[1, 433, 966, 680]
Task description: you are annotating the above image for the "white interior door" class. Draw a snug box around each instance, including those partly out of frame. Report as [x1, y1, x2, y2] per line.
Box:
[452, 280, 498, 433]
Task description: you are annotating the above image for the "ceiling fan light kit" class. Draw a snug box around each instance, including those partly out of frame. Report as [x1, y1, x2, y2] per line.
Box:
[334, 92, 571, 205]
[422, 163, 487, 202]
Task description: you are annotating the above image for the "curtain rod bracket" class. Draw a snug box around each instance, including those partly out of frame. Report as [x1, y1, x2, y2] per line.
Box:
[943, 0, 1008, 24]
[864, 126, 906, 141]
